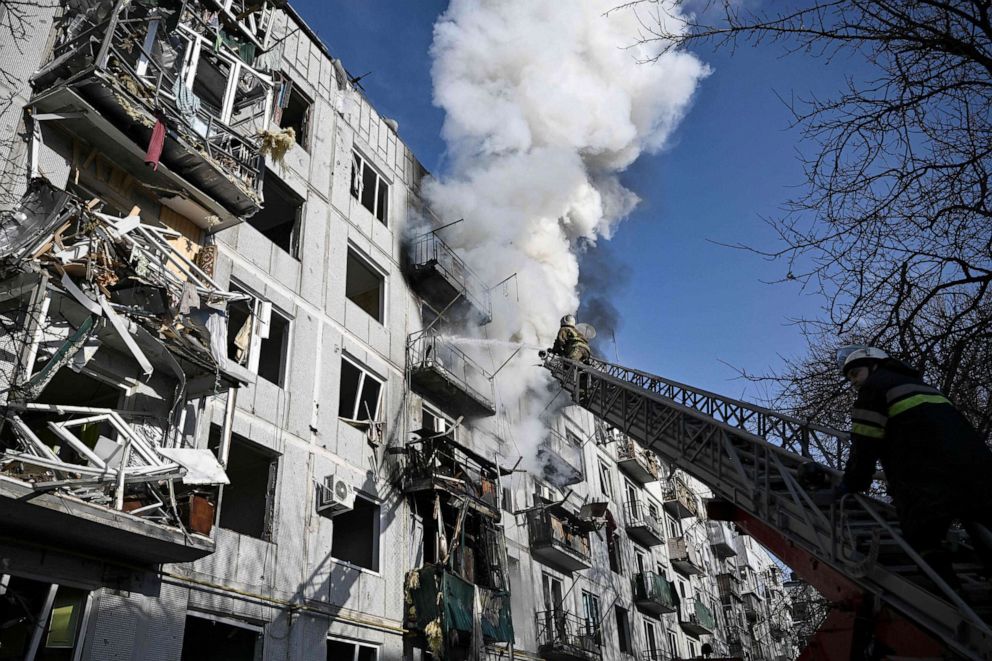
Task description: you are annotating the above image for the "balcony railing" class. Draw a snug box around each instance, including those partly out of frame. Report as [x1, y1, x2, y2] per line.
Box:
[535, 610, 600, 661]
[633, 571, 677, 615]
[407, 332, 496, 416]
[615, 438, 660, 484]
[407, 232, 492, 324]
[527, 508, 592, 573]
[31, 0, 278, 221]
[707, 520, 737, 559]
[679, 598, 716, 636]
[537, 431, 585, 487]
[623, 500, 664, 547]
[667, 537, 704, 576]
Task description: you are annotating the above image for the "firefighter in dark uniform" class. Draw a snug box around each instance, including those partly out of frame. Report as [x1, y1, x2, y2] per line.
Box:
[835, 345, 992, 587]
[552, 314, 591, 363]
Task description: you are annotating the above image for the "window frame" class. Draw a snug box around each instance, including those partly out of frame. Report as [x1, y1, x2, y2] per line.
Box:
[329, 492, 382, 573]
[345, 247, 387, 324]
[598, 460, 613, 498]
[275, 75, 313, 151]
[350, 150, 389, 225]
[338, 356, 384, 423]
[215, 429, 280, 542]
[326, 637, 379, 661]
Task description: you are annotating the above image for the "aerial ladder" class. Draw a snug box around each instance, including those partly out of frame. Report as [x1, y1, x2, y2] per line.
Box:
[542, 354, 992, 660]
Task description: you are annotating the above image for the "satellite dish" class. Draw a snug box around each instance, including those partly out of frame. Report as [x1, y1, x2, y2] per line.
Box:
[576, 323, 597, 340]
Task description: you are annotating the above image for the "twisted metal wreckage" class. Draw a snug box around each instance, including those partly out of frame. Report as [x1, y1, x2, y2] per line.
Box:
[0, 178, 259, 539]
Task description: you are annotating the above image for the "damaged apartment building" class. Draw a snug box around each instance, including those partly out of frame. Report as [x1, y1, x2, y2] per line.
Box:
[0, 1, 797, 660]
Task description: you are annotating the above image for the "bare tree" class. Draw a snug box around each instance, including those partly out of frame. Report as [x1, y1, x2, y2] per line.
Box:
[623, 0, 992, 438]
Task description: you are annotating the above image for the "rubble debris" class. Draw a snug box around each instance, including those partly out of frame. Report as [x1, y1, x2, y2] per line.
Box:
[0, 179, 252, 534]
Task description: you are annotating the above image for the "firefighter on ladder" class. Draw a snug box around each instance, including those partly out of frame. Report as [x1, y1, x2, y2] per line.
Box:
[552, 314, 591, 363]
[833, 345, 992, 589]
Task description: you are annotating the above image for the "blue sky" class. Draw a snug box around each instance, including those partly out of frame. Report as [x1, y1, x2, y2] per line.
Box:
[305, 1, 856, 400]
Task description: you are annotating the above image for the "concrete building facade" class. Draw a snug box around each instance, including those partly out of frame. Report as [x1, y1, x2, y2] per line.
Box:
[0, 2, 799, 660]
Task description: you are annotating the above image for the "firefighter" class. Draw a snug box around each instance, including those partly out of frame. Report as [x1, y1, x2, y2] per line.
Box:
[551, 314, 591, 363]
[834, 345, 992, 587]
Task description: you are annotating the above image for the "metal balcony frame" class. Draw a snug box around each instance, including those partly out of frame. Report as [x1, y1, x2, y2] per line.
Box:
[407, 231, 493, 324]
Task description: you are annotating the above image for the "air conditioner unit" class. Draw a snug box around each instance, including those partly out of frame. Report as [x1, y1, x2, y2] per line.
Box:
[316, 474, 355, 517]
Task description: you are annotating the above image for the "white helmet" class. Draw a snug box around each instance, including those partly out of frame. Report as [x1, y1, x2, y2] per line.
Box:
[836, 345, 888, 375]
[561, 314, 576, 327]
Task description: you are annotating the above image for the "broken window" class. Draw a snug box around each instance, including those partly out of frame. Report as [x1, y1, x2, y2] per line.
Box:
[226, 284, 288, 385]
[606, 519, 623, 575]
[326, 638, 377, 661]
[180, 614, 263, 661]
[350, 152, 389, 224]
[275, 78, 312, 151]
[338, 357, 383, 423]
[256, 307, 290, 387]
[346, 249, 385, 322]
[615, 606, 633, 654]
[215, 430, 278, 541]
[249, 172, 304, 256]
[330, 494, 380, 571]
[0, 577, 89, 660]
[421, 405, 453, 442]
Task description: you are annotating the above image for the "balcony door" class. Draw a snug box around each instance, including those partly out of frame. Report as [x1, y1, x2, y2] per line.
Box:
[541, 574, 565, 644]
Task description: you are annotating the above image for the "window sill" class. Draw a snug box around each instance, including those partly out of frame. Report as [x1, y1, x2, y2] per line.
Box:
[328, 557, 381, 577]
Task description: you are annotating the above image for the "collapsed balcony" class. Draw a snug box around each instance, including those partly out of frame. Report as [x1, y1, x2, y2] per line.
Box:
[662, 475, 699, 519]
[668, 538, 704, 576]
[407, 331, 496, 417]
[678, 598, 716, 637]
[402, 434, 508, 518]
[406, 232, 492, 325]
[632, 571, 677, 616]
[0, 404, 226, 563]
[615, 436, 659, 484]
[0, 182, 255, 564]
[535, 610, 600, 661]
[526, 506, 593, 573]
[537, 430, 584, 488]
[707, 521, 737, 559]
[30, 0, 282, 225]
[623, 500, 664, 547]
[405, 563, 513, 658]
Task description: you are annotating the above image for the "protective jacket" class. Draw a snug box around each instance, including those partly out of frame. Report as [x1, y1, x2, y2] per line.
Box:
[843, 358, 992, 528]
[553, 324, 590, 361]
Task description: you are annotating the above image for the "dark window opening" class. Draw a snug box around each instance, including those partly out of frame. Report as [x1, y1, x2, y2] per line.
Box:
[180, 615, 262, 661]
[615, 607, 632, 654]
[249, 173, 304, 256]
[607, 525, 623, 575]
[350, 152, 388, 224]
[256, 308, 290, 387]
[216, 430, 278, 540]
[330, 494, 380, 571]
[0, 577, 88, 661]
[346, 250, 384, 322]
[338, 358, 382, 422]
[278, 81, 312, 150]
[326, 639, 377, 661]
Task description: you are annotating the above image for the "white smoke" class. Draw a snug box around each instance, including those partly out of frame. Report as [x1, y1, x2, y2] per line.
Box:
[423, 0, 708, 476]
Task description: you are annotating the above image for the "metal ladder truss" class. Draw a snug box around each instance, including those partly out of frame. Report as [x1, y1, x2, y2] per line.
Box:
[543, 355, 992, 659]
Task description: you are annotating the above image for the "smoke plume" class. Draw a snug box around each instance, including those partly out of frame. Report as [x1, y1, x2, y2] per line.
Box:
[423, 0, 708, 473]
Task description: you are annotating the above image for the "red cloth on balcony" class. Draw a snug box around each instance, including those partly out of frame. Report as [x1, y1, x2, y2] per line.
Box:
[144, 119, 166, 171]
